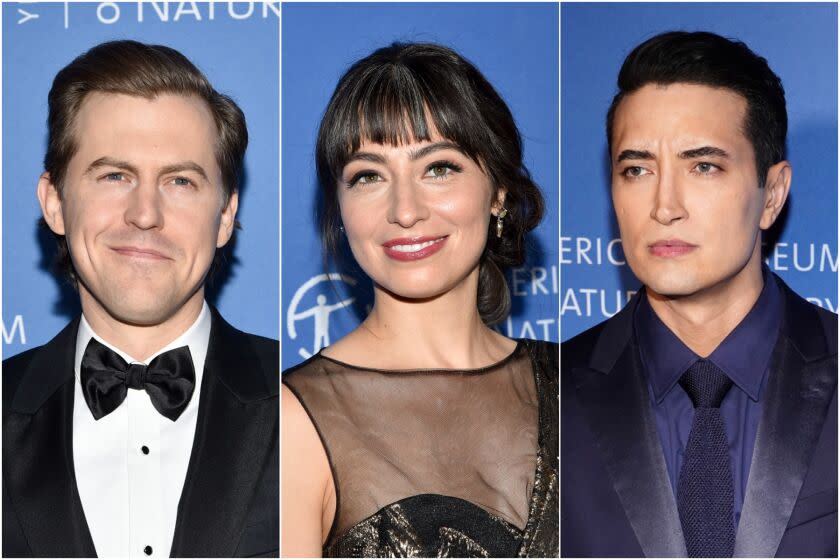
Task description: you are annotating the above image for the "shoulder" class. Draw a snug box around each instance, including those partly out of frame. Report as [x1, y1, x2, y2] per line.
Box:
[241, 331, 280, 371]
[3, 318, 79, 414]
[519, 338, 558, 382]
[808, 301, 837, 351]
[208, 308, 279, 398]
[282, 352, 328, 378]
[560, 318, 611, 371]
[775, 275, 838, 356]
[3, 346, 41, 411]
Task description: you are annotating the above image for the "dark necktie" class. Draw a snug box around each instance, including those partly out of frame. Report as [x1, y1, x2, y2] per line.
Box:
[80, 338, 196, 422]
[677, 359, 736, 557]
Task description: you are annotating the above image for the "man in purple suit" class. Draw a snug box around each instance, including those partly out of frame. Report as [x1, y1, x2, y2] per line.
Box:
[562, 31, 836, 557]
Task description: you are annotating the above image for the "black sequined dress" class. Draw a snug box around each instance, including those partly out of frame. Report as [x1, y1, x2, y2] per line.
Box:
[283, 339, 558, 558]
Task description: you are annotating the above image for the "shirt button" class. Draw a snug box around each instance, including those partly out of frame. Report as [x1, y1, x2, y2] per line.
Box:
[141, 445, 150, 455]
[144, 545, 153, 555]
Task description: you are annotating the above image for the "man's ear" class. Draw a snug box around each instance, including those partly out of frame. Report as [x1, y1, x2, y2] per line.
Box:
[217, 190, 239, 248]
[491, 188, 507, 216]
[37, 173, 65, 235]
[759, 161, 791, 230]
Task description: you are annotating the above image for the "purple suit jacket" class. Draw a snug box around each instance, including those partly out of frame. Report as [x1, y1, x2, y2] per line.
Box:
[561, 274, 837, 557]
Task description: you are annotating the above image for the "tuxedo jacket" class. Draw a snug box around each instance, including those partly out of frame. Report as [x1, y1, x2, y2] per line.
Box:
[2, 308, 279, 557]
[561, 276, 837, 557]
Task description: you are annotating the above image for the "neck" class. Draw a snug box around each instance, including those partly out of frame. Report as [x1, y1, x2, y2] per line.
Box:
[354, 269, 512, 369]
[646, 245, 764, 357]
[79, 289, 205, 362]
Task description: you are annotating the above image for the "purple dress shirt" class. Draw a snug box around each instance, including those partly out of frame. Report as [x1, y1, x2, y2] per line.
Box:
[634, 270, 783, 526]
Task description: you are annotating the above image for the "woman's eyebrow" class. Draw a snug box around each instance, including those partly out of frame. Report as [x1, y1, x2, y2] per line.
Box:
[345, 141, 465, 166]
[346, 152, 386, 165]
[409, 141, 465, 161]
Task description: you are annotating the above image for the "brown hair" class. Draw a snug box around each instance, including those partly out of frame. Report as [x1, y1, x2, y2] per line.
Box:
[316, 42, 544, 325]
[44, 40, 248, 283]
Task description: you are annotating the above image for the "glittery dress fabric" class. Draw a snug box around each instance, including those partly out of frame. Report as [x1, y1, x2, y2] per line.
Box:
[283, 339, 558, 558]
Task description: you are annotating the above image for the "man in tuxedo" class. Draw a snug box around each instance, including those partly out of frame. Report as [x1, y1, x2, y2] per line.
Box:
[562, 32, 837, 557]
[3, 41, 278, 557]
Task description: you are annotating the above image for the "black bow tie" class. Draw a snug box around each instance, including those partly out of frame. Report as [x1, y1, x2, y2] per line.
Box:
[80, 338, 196, 421]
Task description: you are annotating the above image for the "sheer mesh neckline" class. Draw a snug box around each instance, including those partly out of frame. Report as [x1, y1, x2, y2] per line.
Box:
[283, 339, 550, 553]
[316, 339, 524, 374]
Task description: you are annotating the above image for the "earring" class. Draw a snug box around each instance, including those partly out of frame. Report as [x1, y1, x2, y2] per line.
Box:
[495, 208, 508, 238]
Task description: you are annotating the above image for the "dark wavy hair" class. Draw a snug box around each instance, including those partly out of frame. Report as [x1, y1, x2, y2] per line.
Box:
[315, 42, 544, 324]
[606, 31, 787, 185]
[44, 40, 247, 284]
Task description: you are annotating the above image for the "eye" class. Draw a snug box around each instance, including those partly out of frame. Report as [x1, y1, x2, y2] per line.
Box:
[102, 172, 126, 182]
[171, 176, 195, 187]
[621, 166, 651, 179]
[347, 171, 382, 187]
[694, 162, 721, 174]
[424, 160, 463, 180]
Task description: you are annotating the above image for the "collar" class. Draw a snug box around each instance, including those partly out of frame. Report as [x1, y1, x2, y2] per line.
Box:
[74, 301, 211, 386]
[636, 270, 783, 404]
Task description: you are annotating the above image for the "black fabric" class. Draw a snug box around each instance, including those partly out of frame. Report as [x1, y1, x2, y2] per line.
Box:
[80, 339, 195, 421]
[283, 338, 558, 558]
[676, 360, 735, 557]
[561, 273, 837, 558]
[3, 308, 279, 558]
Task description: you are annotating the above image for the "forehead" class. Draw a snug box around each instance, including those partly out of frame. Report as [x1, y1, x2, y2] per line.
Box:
[71, 92, 219, 169]
[611, 83, 750, 152]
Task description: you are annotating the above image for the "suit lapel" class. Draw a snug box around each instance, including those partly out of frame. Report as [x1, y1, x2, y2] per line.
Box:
[169, 309, 277, 557]
[735, 281, 836, 557]
[572, 294, 688, 557]
[3, 319, 97, 557]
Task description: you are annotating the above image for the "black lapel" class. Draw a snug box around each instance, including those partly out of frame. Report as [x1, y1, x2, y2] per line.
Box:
[169, 308, 278, 557]
[572, 293, 688, 557]
[735, 279, 837, 557]
[3, 318, 97, 557]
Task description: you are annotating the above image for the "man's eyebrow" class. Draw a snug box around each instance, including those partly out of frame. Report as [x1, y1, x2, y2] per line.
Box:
[84, 158, 209, 181]
[409, 141, 465, 161]
[679, 146, 730, 159]
[158, 161, 209, 181]
[85, 157, 139, 176]
[616, 149, 655, 163]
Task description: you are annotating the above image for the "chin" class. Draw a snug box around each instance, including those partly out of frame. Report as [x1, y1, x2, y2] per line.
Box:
[104, 300, 182, 327]
[639, 270, 709, 298]
[375, 271, 457, 301]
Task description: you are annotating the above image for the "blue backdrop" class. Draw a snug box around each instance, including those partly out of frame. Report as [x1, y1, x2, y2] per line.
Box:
[561, 2, 838, 341]
[3, 2, 279, 358]
[281, 2, 559, 370]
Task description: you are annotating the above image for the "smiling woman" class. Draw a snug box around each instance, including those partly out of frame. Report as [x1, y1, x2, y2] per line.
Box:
[282, 42, 558, 558]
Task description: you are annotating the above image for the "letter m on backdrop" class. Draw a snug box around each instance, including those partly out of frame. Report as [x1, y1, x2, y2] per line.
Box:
[2, 315, 26, 345]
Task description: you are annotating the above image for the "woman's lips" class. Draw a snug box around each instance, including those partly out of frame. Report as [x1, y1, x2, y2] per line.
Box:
[382, 236, 448, 261]
[648, 239, 698, 257]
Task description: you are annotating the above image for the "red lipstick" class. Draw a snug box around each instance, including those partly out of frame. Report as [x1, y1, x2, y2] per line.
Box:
[382, 236, 447, 261]
[648, 239, 698, 257]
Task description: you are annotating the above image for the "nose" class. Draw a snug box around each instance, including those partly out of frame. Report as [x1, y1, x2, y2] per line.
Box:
[124, 181, 164, 230]
[651, 168, 687, 225]
[386, 176, 429, 228]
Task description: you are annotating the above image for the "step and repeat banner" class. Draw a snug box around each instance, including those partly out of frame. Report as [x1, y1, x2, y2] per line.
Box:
[3, 1, 279, 358]
[561, 2, 838, 341]
[281, 2, 559, 369]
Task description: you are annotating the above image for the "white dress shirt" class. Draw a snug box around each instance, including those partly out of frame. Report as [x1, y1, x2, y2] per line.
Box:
[73, 302, 211, 558]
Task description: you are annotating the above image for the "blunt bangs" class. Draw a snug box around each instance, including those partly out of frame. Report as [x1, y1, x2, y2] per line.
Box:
[318, 48, 502, 186]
